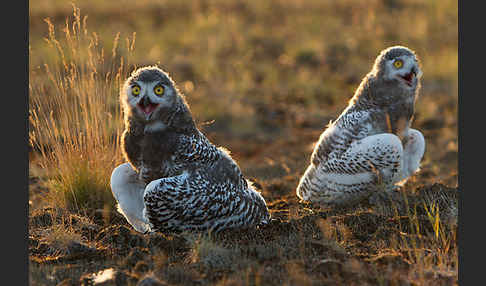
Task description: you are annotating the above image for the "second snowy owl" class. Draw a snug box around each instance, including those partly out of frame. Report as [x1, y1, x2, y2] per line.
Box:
[110, 66, 270, 233]
[297, 46, 425, 206]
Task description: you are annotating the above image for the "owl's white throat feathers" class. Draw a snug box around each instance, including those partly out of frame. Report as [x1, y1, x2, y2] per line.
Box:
[144, 121, 167, 133]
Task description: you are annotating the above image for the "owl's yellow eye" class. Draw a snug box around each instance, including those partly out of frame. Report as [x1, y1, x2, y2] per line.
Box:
[131, 85, 141, 96]
[154, 85, 165, 96]
[393, 59, 403, 69]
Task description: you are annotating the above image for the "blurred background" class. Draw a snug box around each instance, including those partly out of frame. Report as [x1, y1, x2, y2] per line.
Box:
[29, 0, 457, 201]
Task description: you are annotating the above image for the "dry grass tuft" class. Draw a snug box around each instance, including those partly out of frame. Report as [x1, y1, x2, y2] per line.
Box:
[188, 234, 249, 272]
[29, 4, 135, 214]
[382, 187, 458, 283]
[44, 222, 84, 254]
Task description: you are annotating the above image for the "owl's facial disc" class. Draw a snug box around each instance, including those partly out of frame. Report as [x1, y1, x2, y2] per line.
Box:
[127, 80, 174, 121]
[386, 55, 421, 88]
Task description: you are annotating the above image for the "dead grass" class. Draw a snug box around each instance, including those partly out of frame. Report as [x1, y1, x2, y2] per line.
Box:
[392, 190, 457, 283]
[29, 4, 135, 214]
[43, 223, 83, 255]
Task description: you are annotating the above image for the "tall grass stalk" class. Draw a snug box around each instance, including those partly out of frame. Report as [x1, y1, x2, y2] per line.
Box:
[422, 201, 457, 270]
[391, 192, 457, 281]
[29, 5, 136, 214]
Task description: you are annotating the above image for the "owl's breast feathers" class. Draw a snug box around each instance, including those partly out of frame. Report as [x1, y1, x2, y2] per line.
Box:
[122, 117, 227, 183]
[367, 76, 416, 131]
[121, 123, 144, 172]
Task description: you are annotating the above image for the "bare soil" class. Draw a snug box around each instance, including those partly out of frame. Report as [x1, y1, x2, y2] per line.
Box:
[29, 113, 458, 285]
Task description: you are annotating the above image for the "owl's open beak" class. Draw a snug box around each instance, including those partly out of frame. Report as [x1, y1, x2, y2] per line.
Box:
[399, 68, 417, 87]
[137, 96, 159, 116]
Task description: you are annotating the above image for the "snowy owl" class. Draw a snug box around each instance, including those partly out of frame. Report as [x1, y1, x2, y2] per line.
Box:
[296, 46, 425, 206]
[110, 66, 270, 233]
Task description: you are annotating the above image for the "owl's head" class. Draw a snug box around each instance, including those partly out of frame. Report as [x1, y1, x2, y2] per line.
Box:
[121, 66, 181, 122]
[372, 46, 422, 90]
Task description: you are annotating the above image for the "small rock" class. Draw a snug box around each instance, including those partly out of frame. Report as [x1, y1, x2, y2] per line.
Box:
[313, 259, 343, 276]
[137, 275, 167, 286]
[134, 260, 150, 274]
[79, 268, 129, 286]
[66, 241, 98, 259]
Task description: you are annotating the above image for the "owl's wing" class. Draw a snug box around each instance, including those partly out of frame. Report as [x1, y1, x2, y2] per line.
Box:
[312, 109, 375, 172]
[297, 109, 405, 204]
[143, 168, 269, 233]
[173, 131, 221, 165]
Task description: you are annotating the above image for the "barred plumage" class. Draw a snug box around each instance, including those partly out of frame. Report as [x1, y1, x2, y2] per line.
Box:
[297, 46, 425, 206]
[111, 66, 270, 233]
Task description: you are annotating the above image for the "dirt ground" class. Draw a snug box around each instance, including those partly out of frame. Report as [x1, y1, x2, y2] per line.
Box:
[29, 111, 458, 285]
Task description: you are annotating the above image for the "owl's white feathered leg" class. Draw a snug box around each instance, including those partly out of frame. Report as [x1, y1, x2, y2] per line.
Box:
[399, 128, 425, 181]
[110, 163, 151, 233]
[297, 133, 404, 205]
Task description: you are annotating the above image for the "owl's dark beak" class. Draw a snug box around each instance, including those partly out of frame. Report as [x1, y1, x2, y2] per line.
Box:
[411, 66, 418, 77]
[140, 96, 151, 107]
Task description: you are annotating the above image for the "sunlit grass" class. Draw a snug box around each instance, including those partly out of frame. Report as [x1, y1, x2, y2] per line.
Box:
[389, 191, 458, 283]
[43, 220, 84, 257]
[29, 5, 135, 214]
